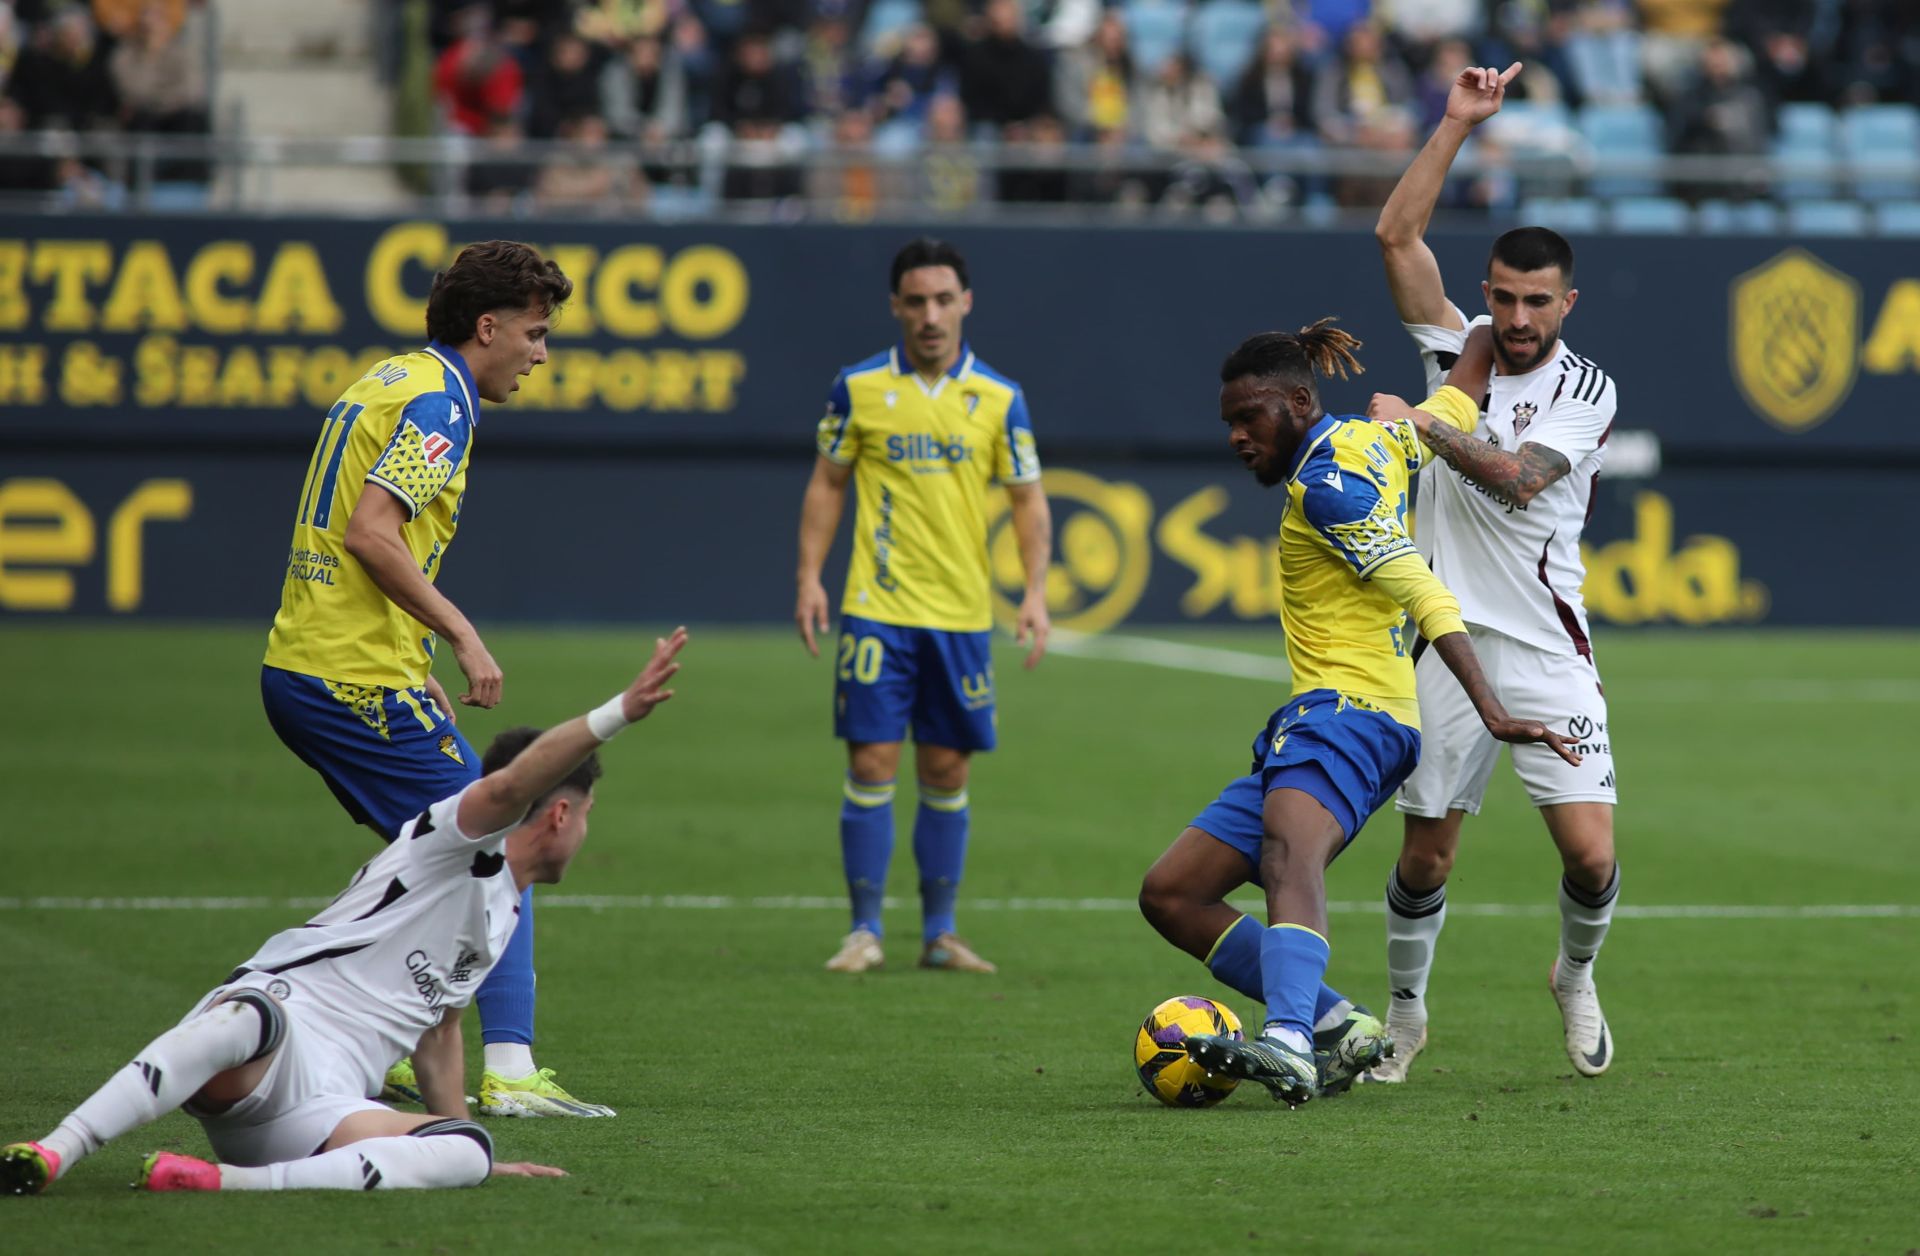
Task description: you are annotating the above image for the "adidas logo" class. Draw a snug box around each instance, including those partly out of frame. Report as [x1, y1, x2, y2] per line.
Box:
[358, 1154, 383, 1191]
[137, 1061, 164, 1096]
[1599, 771, 1615, 790]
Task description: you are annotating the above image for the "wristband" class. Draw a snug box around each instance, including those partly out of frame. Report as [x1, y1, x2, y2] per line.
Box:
[586, 694, 631, 742]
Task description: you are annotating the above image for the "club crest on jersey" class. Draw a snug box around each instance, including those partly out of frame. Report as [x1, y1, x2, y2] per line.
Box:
[1512, 401, 1537, 437]
[438, 735, 465, 765]
[963, 391, 981, 415]
[423, 432, 454, 465]
[884, 390, 898, 408]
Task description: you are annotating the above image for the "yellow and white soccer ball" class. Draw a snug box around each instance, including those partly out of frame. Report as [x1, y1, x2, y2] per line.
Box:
[1134, 995, 1243, 1108]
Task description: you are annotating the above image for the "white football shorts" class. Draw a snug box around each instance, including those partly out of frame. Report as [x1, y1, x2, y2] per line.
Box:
[1397, 624, 1617, 817]
[181, 976, 388, 1167]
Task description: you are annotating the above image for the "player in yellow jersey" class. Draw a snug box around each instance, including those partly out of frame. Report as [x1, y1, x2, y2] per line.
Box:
[794, 239, 1054, 976]
[260, 241, 609, 1119]
[1138, 319, 1577, 1105]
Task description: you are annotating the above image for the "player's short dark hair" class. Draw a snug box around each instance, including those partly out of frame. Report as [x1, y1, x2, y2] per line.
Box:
[425, 241, 573, 345]
[1220, 317, 1365, 392]
[890, 238, 970, 293]
[481, 726, 602, 812]
[1489, 226, 1575, 284]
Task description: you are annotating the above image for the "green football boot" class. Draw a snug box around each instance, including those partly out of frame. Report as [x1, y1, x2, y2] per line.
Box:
[1313, 1005, 1394, 1096]
[1183, 1031, 1318, 1107]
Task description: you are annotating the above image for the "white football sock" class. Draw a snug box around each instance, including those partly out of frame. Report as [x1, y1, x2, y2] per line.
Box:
[221, 1125, 490, 1191]
[1384, 867, 1447, 1025]
[1557, 865, 1620, 983]
[1261, 1026, 1312, 1054]
[40, 998, 276, 1177]
[483, 1043, 536, 1079]
[1313, 998, 1354, 1035]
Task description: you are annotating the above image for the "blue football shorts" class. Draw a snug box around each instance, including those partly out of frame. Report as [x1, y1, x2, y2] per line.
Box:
[832, 614, 997, 752]
[1192, 688, 1422, 874]
[261, 665, 481, 841]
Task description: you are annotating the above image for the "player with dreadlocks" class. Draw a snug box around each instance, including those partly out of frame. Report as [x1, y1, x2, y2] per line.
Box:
[1137, 318, 1578, 1106]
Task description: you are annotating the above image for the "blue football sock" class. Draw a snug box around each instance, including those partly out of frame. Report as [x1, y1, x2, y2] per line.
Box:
[474, 883, 536, 1046]
[1205, 914, 1264, 1001]
[913, 780, 969, 942]
[1260, 924, 1332, 1042]
[840, 775, 895, 936]
[1209, 916, 1345, 1023]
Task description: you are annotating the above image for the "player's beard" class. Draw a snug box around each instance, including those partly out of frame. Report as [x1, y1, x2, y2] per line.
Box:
[1495, 326, 1559, 373]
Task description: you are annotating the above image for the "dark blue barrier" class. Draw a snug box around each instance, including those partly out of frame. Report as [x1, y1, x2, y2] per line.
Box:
[0, 456, 1895, 628]
[1, 217, 1917, 455]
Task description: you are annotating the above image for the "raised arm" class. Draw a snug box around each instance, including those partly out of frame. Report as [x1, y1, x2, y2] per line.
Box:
[1375, 63, 1521, 329]
[455, 629, 688, 838]
[795, 455, 852, 657]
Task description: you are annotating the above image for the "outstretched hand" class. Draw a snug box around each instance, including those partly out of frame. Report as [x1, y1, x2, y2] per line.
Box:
[491, 1161, 568, 1179]
[1486, 715, 1581, 767]
[1445, 62, 1522, 128]
[620, 627, 688, 723]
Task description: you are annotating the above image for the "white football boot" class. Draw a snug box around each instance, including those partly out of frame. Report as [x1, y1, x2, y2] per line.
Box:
[824, 928, 885, 973]
[1550, 958, 1614, 1076]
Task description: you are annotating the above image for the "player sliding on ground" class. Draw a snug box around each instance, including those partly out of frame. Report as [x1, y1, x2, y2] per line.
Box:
[0, 630, 688, 1196]
[1140, 321, 1577, 1106]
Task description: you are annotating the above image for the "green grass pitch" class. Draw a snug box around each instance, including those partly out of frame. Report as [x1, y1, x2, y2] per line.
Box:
[1, 625, 1916, 1254]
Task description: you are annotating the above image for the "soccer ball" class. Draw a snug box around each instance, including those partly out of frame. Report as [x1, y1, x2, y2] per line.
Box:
[1134, 995, 1243, 1108]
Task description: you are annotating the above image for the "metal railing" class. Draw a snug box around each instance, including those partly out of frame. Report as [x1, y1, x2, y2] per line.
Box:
[0, 129, 1911, 222]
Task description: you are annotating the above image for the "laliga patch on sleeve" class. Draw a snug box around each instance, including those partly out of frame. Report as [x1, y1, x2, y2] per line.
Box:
[423, 432, 454, 465]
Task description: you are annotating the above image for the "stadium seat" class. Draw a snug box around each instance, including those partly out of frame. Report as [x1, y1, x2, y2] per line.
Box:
[1608, 196, 1691, 233]
[1518, 197, 1603, 233]
[1486, 99, 1577, 157]
[1875, 202, 1920, 236]
[1190, 2, 1266, 90]
[1839, 104, 1920, 202]
[1784, 199, 1870, 235]
[1124, 2, 1187, 76]
[1577, 103, 1662, 198]
[1769, 101, 1838, 199]
[1695, 199, 1782, 234]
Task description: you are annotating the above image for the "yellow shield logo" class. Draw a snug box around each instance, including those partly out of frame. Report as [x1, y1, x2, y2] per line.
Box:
[986, 468, 1152, 633]
[1730, 248, 1860, 431]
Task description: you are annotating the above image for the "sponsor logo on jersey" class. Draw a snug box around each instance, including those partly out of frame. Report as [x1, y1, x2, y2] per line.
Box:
[1562, 714, 1611, 758]
[1731, 248, 1860, 432]
[423, 432, 454, 465]
[885, 433, 974, 465]
[404, 949, 446, 1011]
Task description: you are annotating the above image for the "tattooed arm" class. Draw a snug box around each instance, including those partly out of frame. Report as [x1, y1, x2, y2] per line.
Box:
[1417, 423, 1572, 510]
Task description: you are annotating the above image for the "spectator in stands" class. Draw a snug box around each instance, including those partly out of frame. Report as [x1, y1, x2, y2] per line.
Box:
[808, 107, 895, 219]
[576, 0, 671, 46]
[1161, 123, 1258, 219]
[9, 7, 117, 131]
[528, 30, 609, 138]
[1380, 0, 1479, 46]
[1413, 37, 1474, 133]
[0, 96, 53, 196]
[713, 26, 803, 136]
[466, 113, 534, 211]
[1229, 24, 1318, 150]
[869, 23, 945, 126]
[1302, 0, 1373, 46]
[601, 33, 690, 143]
[1478, 2, 1577, 107]
[92, 0, 184, 42]
[1139, 52, 1225, 154]
[1053, 10, 1132, 143]
[1563, 0, 1645, 105]
[1670, 36, 1768, 200]
[1635, 0, 1731, 105]
[535, 111, 644, 212]
[916, 91, 984, 210]
[1311, 22, 1412, 147]
[959, 0, 1052, 131]
[998, 111, 1072, 203]
[111, 1, 207, 135]
[434, 13, 525, 136]
[1335, 100, 1414, 206]
[800, 7, 863, 117]
[1831, 0, 1918, 107]
[1745, 27, 1831, 107]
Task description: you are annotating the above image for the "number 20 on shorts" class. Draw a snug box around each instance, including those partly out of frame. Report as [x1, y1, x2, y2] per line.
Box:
[837, 633, 884, 684]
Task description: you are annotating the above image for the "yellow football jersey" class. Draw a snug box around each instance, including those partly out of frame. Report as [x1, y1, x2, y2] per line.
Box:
[816, 343, 1041, 632]
[1278, 388, 1477, 728]
[264, 343, 480, 689]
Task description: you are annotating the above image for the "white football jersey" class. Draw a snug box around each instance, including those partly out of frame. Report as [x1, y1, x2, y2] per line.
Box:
[225, 785, 520, 1098]
[1406, 303, 1616, 657]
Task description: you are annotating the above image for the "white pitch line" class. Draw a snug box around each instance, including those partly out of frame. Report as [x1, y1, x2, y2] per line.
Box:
[1037, 630, 1918, 704]
[0, 895, 1913, 920]
[1043, 630, 1292, 683]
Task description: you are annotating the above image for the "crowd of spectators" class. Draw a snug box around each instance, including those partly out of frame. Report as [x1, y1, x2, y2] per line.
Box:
[428, 0, 1920, 216]
[0, 0, 211, 205]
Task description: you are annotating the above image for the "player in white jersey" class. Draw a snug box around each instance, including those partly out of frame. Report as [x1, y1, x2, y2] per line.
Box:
[0, 630, 688, 1196]
[1365, 63, 1622, 1082]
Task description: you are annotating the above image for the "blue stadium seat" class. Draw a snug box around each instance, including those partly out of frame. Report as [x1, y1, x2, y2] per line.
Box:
[1609, 196, 1691, 233]
[1776, 102, 1836, 148]
[1125, 3, 1187, 76]
[1695, 199, 1782, 234]
[1840, 104, 1920, 201]
[1875, 202, 1920, 236]
[1577, 103, 1662, 197]
[860, 0, 921, 50]
[1486, 99, 1576, 157]
[1518, 197, 1603, 233]
[1190, 2, 1266, 90]
[1770, 101, 1838, 199]
[1785, 200, 1870, 235]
